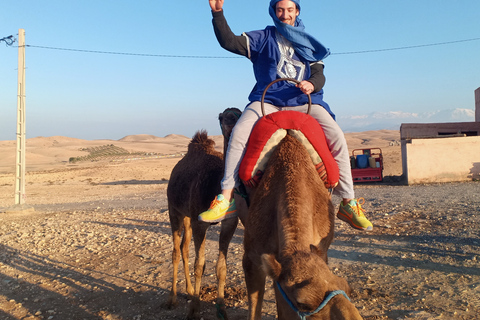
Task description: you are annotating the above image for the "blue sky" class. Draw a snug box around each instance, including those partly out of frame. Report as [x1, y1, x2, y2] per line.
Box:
[1, 1, 479, 140]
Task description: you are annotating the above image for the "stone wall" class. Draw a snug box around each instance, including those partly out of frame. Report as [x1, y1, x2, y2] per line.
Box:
[401, 136, 480, 184]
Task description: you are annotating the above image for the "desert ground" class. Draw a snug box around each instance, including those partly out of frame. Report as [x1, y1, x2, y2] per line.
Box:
[0, 130, 479, 320]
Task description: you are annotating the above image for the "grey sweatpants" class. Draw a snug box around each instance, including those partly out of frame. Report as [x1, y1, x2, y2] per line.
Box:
[221, 101, 355, 200]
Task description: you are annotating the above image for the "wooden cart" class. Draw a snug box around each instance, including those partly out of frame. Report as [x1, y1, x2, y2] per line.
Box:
[350, 148, 383, 183]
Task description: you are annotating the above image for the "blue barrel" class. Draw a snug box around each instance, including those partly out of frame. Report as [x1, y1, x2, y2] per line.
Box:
[356, 155, 368, 169]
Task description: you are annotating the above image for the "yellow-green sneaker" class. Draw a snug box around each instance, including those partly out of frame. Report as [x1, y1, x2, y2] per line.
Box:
[337, 198, 373, 231]
[198, 194, 237, 223]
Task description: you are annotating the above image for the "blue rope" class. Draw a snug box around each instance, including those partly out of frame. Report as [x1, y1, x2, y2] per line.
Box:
[276, 282, 350, 319]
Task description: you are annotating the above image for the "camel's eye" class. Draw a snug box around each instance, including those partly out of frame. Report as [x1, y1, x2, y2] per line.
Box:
[296, 301, 313, 313]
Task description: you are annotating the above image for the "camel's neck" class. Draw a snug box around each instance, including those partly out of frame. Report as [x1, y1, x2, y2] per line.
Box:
[223, 137, 229, 157]
[223, 134, 231, 160]
[277, 206, 317, 255]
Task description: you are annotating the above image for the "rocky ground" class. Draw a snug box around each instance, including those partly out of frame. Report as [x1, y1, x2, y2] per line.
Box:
[0, 153, 479, 319]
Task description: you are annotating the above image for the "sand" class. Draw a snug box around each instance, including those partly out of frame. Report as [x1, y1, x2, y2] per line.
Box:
[5, 131, 478, 319]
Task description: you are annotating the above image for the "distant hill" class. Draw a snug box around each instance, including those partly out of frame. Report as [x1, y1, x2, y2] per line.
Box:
[163, 134, 190, 140]
[338, 108, 475, 133]
[118, 134, 163, 142]
[118, 134, 191, 142]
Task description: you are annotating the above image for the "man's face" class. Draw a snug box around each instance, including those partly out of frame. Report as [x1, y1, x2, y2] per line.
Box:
[275, 0, 299, 26]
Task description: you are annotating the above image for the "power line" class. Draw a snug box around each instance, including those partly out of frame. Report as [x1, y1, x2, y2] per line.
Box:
[25, 45, 242, 59]
[333, 37, 480, 55]
[0, 35, 16, 46]
[16, 36, 480, 58]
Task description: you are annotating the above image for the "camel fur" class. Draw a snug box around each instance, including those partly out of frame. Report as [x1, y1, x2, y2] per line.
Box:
[242, 134, 363, 319]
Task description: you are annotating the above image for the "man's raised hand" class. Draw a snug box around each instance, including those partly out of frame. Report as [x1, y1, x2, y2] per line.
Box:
[209, 0, 224, 12]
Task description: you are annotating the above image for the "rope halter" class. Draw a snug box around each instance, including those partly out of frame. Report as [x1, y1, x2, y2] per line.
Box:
[276, 281, 350, 320]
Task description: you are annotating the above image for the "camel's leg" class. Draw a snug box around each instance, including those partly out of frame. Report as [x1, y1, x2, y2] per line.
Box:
[234, 192, 248, 227]
[243, 254, 266, 320]
[274, 285, 298, 320]
[187, 221, 209, 320]
[181, 216, 194, 297]
[167, 209, 184, 308]
[216, 217, 239, 320]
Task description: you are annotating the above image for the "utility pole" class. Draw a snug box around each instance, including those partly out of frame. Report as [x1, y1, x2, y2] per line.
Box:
[15, 28, 26, 205]
[8, 29, 34, 213]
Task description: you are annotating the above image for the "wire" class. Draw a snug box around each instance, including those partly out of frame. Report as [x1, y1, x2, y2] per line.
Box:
[0, 35, 16, 46]
[16, 36, 480, 58]
[24, 45, 242, 59]
[333, 37, 480, 55]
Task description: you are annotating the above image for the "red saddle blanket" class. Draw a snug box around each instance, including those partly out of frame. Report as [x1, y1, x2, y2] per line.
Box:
[239, 110, 339, 189]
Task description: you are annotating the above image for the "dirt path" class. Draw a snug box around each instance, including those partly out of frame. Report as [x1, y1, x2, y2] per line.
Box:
[0, 160, 479, 320]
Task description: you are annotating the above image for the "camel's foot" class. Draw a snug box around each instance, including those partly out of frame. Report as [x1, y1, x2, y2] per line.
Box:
[216, 303, 228, 320]
[165, 292, 178, 309]
[186, 284, 195, 297]
[186, 309, 196, 320]
[187, 297, 201, 320]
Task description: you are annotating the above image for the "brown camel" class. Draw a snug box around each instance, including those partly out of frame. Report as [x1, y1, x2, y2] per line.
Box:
[219, 107, 249, 224]
[242, 133, 363, 319]
[166, 108, 242, 319]
[218, 107, 242, 155]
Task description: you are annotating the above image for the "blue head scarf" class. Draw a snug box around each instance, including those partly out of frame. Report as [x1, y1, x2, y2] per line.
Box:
[269, 0, 330, 62]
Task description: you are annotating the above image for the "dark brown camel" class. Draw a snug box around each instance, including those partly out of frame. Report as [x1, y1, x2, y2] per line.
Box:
[243, 133, 363, 320]
[219, 108, 249, 224]
[166, 108, 242, 319]
[218, 107, 242, 155]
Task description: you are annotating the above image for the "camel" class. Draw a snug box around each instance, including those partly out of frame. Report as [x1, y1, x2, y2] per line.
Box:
[218, 107, 242, 155]
[242, 133, 363, 320]
[166, 108, 242, 320]
[219, 108, 249, 224]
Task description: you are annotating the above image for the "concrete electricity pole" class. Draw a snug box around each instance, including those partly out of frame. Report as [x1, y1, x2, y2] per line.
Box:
[15, 29, 26, 205]
[9, 29, 34, 213]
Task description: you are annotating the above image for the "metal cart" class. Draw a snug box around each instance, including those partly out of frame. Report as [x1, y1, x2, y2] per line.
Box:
[350, 148, 383, 183]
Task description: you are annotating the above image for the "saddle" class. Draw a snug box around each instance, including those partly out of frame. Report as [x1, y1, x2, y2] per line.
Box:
[239, 110, 339, 189]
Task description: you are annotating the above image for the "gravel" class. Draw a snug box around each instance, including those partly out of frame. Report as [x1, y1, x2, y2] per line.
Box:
[1, 179, 479, 319]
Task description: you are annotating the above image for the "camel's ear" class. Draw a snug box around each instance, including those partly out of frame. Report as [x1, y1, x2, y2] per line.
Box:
[218, 113, 224, 122]
[261, 254, 282, 280]
[310, 244, 324, 257]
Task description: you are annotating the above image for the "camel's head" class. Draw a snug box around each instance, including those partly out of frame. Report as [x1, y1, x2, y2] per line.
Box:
[219, 108, 242, 140]
[261, 246, 362, 319]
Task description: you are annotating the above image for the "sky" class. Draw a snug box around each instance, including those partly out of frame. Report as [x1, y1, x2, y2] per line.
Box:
[1, 0, 479, 141]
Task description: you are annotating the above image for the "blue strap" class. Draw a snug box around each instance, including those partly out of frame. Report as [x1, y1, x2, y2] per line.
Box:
[276, 282, 350, 319]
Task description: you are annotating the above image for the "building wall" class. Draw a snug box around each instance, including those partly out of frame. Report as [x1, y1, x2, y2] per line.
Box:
[401, 136, 480, 184]
[476, 87, 480, 122]
[400, 122, 480, 139]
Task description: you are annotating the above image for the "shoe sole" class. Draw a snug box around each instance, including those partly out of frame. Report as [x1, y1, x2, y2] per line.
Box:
[198, 211, 238, 223]
[337, 211, 373, 231]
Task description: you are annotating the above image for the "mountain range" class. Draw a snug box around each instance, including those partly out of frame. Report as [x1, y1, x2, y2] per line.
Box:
[337, 108, 476, 133]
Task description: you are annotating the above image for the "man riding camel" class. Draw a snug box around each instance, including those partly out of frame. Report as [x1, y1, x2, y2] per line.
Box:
[199, 0, 373, 231]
